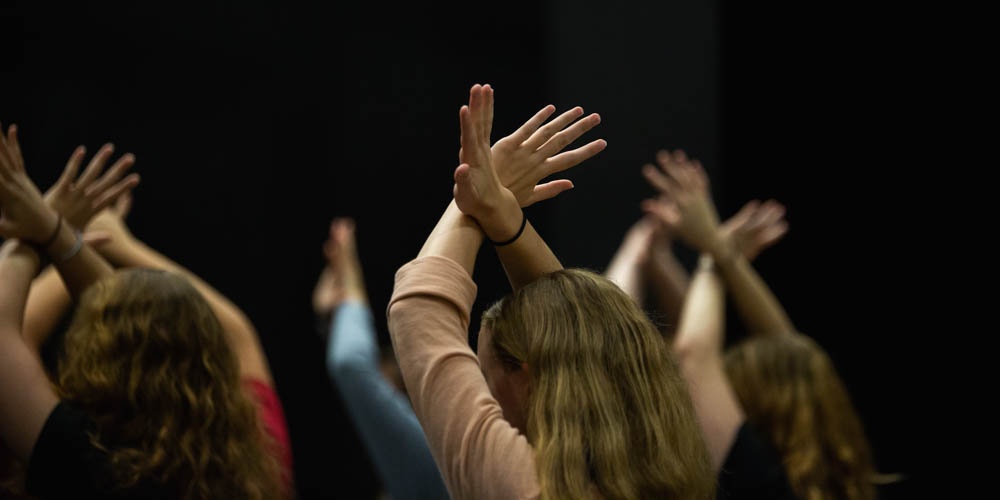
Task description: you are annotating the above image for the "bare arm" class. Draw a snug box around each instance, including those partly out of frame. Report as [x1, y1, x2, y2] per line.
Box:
[642, 150, 794, 338]
[604, 214, 691, 336]
[645, 227, 690, 335]
[22, 266, 71, 353]
[604, 216, 656, 305]
[87, 193, 275, 384]
[0, 123, 118, 461]
[714, 199, 793, 337]
[0, 240, 60, 461]
[484, 95, 607, 289]
[634, 149, 744, 470]
[23, 143, 139, 351]
[673, 254, 744, 470]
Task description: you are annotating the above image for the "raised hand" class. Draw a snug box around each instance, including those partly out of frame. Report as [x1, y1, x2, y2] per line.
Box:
[313, 217, 367, 317]
[44, 143, 139, 230]
[312, 262, 340, 321]
[718, 199, 789, 262]
[453, 83, 519, 233]
[0, 123, 60, 244]
[490, 101, 606, 207]
[84, 190, 135, 255]
[640, 149, 723, 256]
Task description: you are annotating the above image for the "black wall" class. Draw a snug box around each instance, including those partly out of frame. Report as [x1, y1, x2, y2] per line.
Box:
[2, 1, 923, 498]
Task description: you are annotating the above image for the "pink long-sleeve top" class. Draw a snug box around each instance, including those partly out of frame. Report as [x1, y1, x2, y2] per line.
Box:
[387, 255, 540, 500]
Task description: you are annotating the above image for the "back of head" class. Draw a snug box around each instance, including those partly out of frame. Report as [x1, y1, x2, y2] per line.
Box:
[724, 333, 877, 500]
[482, 268, 715, 500]
[57, 268, 281, 498]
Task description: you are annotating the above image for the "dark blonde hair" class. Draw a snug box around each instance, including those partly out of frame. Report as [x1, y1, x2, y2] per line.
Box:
[725, 333, 877, 500]
[57, 268, 282, 499]
[482, 268, 715, 500]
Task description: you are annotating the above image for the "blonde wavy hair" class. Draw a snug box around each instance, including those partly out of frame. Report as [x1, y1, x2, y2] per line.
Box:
[482, 268, 715, 500]
[725, 333, 877, 500]
[56, 268, 282, 499]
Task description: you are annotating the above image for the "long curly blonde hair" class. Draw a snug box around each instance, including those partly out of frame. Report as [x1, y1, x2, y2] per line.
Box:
[725, 333, 877, 500]
[56, 268, 282, 499]
[482, 268, 716, 500]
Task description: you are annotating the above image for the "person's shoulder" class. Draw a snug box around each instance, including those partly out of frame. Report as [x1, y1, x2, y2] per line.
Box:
[717, 421, 798, 500]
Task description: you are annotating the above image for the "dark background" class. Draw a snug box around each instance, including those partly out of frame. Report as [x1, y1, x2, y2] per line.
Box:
[2, 1, 935, 498]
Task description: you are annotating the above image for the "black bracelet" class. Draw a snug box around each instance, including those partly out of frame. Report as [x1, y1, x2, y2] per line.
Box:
[487, 212, 527, 247]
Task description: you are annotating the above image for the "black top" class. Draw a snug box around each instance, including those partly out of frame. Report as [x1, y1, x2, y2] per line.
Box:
[26, 402, 169, 499]
[716, 421, 800, 500]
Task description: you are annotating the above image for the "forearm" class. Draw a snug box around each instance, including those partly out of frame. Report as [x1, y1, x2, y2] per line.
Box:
[43, 221, 114, 299]
[0, 241, 61, 461]
[494, 219, 562, 291]
[673, 255, 725, 359]
[0, 241, 42, 338]
[23, 266, 72, 352]
[417, 199, 484, 276]
[712, 250, 795, 337]
[604, 249, 646, 305]
[646, 251, 690, 331]
[672, 255, 746, 469]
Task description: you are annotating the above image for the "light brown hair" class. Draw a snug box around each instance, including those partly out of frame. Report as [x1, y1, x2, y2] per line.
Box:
[57, 268, 282, 499]
[482, 268, 716, 500]
[725, 333, 878, 500]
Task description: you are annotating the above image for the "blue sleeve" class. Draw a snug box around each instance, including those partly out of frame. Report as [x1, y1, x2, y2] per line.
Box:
[326, 301, 448, 500]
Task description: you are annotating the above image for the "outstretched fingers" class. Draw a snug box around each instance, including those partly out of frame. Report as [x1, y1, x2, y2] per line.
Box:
[505, 104, 557, 148]
[5, 125, 24, 172]
[0, 123, 23, 175]
[54, 146, 87, 189]
[750, 199, 789, 245]
[523, 106, 585, 152]
[84, 153, 137, 197]
[528, 179, 575, 205]
[642, 162, 679, 198]
[76, 143, 115, 188]
[89, 173, 140, 214]
[544, 136, 607, 176]
[641, 196, 681, 228]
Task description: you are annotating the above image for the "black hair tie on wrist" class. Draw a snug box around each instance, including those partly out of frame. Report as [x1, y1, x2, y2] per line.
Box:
[487, 212, 527, 247]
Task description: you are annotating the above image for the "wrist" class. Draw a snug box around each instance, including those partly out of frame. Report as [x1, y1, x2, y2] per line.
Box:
[44, 222, 84, 264]
[696, 254, 715, 272]
[476, 196, 524, 245]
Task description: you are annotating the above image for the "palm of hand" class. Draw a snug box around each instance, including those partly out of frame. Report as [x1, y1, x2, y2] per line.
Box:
[717, 200, 787, 262]
[454, 84, 513, 219]
[671, 189, 721, 252]
[491, 138, 540, 206]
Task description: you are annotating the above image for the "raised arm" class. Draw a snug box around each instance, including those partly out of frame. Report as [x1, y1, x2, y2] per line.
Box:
[644, 216, 691, 336]
[633, 149, 742, 469]
[0, 123, 127, 461]
[319, 217, 448, 500]
[642, 150, 795, 337]
[432, 84, 608, 285]
[484, 95, 606, 289]
[419, 83, 512, 272]
[86, 192, 275, 384]
[23, 143, 139, 352]
[603, 213, 691, 334]
[675, 252, 743, 470]
[604, 215, 657, 305]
